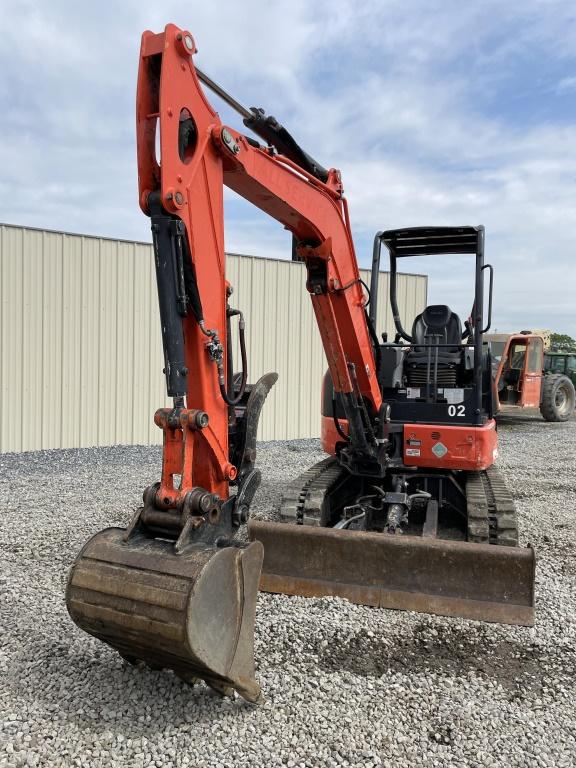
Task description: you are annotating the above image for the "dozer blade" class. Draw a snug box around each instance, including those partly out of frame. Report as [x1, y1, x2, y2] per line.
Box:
[66, 528, 264, 703]
[249, 521, 535, 626]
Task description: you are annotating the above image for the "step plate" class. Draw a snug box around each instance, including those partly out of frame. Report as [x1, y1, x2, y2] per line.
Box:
[248, 521, 535, 626]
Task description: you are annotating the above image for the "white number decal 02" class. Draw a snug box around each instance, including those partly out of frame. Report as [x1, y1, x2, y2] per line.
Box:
[448, 404, 465, 417]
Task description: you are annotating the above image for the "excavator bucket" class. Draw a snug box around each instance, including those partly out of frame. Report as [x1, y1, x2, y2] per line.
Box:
[248, 521, 535, 626]
[66, 528, 264, 703]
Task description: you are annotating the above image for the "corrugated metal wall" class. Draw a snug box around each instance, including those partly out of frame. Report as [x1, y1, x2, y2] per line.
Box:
[0, 224, 427, 452]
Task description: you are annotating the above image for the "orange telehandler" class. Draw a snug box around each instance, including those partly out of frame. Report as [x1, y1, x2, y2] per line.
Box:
[66, 24, 535, 703]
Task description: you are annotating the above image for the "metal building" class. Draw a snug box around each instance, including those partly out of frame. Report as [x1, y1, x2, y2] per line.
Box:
[0, 224, 427, 452]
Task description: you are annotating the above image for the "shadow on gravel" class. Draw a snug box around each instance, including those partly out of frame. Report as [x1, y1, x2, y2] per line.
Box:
[316, 622, 572, 700]
[7, 636, 254, 734]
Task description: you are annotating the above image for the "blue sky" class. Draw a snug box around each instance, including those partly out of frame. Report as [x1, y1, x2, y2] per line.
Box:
[1, 1, 575, 335]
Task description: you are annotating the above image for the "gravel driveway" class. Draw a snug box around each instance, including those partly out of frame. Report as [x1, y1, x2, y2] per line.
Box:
[1, 413, 575, 767]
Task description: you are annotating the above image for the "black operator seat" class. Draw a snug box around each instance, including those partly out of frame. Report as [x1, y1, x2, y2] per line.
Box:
[412, 305, 462, 352]
[406, 304, 463, 378]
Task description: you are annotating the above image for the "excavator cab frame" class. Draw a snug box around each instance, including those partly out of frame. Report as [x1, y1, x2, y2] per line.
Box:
[377, 226, 494, 427]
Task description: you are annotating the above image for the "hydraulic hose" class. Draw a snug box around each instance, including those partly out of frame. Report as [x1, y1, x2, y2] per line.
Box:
[389, 254, 413, 343]
[365, 309, 382, 373]
[332, 392, 350, 442]
[218, 312, 248, 406]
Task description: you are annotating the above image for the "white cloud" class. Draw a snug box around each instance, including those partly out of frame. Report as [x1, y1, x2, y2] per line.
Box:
[556, 75, 576, 93]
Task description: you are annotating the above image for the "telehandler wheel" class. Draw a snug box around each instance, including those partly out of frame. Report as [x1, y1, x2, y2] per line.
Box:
[540, 374, 576, 422]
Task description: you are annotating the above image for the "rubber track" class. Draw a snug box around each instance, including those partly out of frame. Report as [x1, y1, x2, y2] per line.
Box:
[279, 457, 344, 526]
[466, 466, 519, 547]
[281, 460, 519, 546]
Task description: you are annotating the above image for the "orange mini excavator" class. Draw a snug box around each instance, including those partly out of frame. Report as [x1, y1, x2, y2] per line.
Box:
[66, 24, 535, 703]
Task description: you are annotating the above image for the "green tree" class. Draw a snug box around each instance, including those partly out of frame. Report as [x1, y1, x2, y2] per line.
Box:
[550, 333, 576, 352]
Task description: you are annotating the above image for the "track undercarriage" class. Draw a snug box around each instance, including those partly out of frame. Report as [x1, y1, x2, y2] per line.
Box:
[249, 457, 535, 626]
[277, 457, 519, 545]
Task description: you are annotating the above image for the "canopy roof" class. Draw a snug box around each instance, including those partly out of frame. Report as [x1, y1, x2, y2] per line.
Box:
[382, 226, 482, 257]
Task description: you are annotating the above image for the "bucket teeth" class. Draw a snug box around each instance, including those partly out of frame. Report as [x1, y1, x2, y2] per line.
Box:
[66, 528, 264, 703]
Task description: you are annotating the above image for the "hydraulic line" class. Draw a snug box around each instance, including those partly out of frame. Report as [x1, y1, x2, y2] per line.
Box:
[217, 310, 248, 406]
[365, 309, 382, 373]
[332, 392, 350, 442]
[347, 362, 378, 448]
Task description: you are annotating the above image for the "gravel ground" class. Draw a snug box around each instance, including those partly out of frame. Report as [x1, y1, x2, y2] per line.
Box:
[1, 412, 575, 767]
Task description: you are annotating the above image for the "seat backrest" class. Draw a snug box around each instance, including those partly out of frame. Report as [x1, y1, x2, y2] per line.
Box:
[411, 305, 462, 348]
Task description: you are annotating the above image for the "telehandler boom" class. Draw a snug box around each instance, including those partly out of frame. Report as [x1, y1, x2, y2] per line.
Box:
[66, 24, 535, 703]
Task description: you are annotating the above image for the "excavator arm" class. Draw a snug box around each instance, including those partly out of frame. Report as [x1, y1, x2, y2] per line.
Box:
[136, 24, 383, 472]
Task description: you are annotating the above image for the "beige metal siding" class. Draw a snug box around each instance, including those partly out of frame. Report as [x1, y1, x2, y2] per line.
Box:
[0, 224, 427, 452]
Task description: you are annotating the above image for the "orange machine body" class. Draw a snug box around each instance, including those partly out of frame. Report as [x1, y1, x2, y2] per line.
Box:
[321, 415, 498, 472]
[401, 420, 498, 471]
